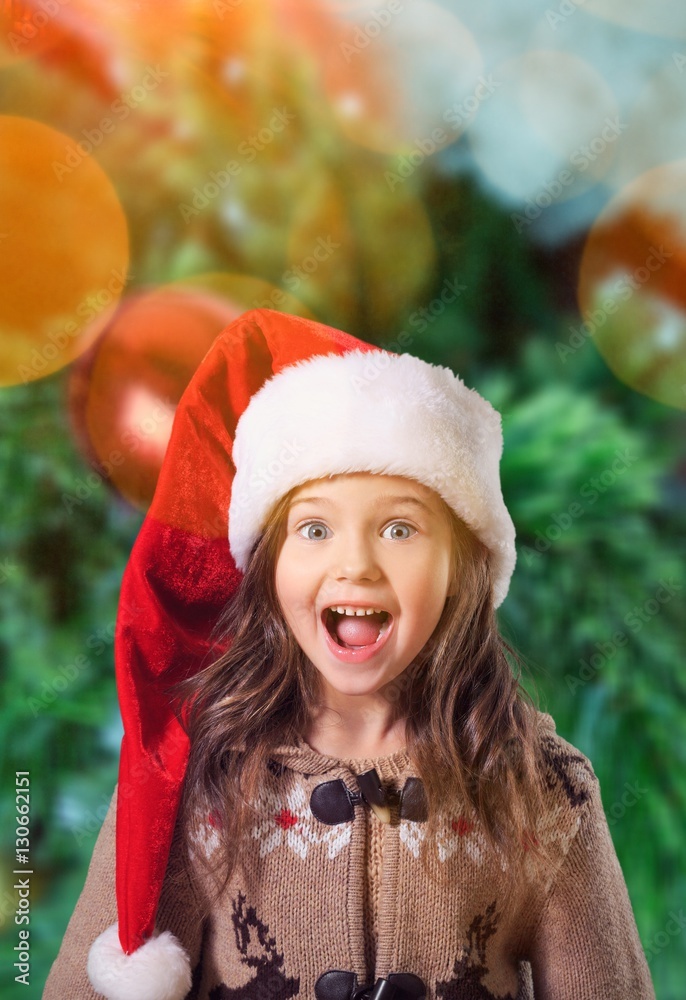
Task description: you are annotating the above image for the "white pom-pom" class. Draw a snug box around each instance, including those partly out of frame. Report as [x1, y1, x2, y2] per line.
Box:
[87, 923, 192, 1000]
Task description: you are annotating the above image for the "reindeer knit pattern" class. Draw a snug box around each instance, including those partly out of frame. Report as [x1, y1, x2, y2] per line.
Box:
[43, 713, 656, 1000]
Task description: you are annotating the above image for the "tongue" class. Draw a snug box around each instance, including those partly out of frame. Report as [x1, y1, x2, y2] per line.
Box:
[334, 612, 386, 647]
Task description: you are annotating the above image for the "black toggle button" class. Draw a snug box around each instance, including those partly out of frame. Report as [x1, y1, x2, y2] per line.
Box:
[315, 970, 426, 1000]
[353, 974, 426, 999]
[309, 775, 427, 826]
[352, 977, 399, 999]
[397, 777, 428, 823]
[355, 768, 393, 824]
[384, 973, 426, 998]
[315, 970, 357, 1000]
[310, 779, 358, 825]
[355, 768, 388, 808]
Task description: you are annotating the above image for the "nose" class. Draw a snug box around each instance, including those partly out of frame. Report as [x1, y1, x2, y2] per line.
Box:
[331, 531, 381, 583]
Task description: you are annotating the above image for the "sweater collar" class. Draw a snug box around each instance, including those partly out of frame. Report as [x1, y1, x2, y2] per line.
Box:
[267, 712, 557, 781]
[269, 733, 413, 782]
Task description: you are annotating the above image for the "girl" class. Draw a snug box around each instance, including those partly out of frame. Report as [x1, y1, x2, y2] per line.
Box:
[44, 308, 655, 1000]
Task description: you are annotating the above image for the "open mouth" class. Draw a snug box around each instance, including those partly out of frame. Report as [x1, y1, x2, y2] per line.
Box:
[322, 606, 392, 650]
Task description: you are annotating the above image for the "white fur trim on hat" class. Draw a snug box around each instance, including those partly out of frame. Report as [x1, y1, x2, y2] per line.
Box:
[229, 349, 516, 607]
[87, 923, 192, 1000]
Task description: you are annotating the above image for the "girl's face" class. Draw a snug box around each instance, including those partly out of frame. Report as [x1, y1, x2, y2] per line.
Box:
[274, 473, 457, 700]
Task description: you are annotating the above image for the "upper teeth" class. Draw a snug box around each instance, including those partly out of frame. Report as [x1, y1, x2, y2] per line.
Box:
[330, 606, 385, 616]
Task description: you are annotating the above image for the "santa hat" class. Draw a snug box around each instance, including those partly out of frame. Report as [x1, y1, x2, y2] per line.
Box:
[87, 308, 516, 999]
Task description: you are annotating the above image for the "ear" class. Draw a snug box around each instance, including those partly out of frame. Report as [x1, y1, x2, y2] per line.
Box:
[446, 567, 459, 598]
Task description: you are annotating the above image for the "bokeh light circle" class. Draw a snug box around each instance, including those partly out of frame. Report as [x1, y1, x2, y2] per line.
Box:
[583, 0, 686, 40]
[323, 1, 482, 155]
[469, 50, 620, 204]
[0, 116, 129, 387]
[0, 1, 65, 67]
[577, 160, 686, 409]
[286, 169, 436, 330]
[613, 57, 686, 191]
[68, 275, 315, 511]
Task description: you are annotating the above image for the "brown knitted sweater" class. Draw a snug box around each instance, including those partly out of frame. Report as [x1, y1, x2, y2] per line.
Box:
[43, 712, 655, 999]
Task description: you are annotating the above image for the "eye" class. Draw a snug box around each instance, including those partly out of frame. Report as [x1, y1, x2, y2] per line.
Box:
[296, 521, 331, 541]
[382, 521, 416, 541]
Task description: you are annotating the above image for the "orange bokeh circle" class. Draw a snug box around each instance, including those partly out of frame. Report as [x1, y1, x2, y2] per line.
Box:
[68, 276, 315, 511]
[0, 116, 129, 387]
[577, 160, 686, 409]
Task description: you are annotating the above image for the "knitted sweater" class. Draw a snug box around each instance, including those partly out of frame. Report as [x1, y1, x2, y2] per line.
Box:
[43, 712, 655, 1000]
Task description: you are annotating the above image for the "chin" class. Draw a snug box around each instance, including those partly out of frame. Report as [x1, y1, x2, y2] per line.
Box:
[318, 664, 399, 697]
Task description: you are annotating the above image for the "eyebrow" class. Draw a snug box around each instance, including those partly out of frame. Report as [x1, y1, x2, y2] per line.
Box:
[288, 494, 434, 514]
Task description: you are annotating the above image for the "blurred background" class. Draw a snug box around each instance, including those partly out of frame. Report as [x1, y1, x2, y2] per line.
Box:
[0, 0, 685, 996]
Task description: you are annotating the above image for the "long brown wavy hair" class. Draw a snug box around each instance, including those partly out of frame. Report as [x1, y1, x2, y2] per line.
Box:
[172, 480, 558, 909]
